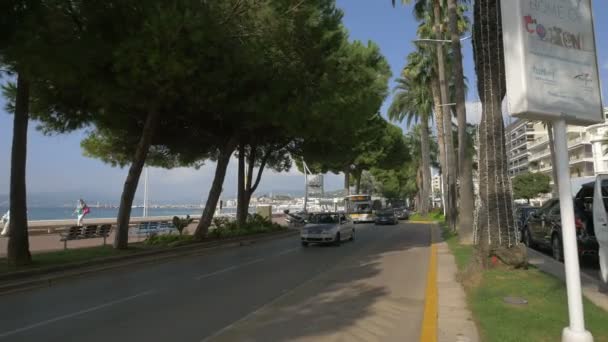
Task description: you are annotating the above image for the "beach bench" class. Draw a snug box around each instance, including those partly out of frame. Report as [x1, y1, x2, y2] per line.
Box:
[59, 224, 113, 249]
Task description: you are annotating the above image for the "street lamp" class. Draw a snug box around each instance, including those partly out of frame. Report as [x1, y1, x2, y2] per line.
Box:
[413, 36, 471, 44]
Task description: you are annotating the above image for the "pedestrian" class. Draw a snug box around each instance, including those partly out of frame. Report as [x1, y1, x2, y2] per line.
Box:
[1, 210, 9, 236]
[74, 199, 90, 226]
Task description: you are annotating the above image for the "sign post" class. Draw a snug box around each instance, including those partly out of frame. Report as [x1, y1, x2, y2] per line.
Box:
[501, 0, 603, 340]
[553, 119, 593, 342]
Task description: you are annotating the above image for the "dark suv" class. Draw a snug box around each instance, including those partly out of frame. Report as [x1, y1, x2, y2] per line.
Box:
[523, 194, 598, 261]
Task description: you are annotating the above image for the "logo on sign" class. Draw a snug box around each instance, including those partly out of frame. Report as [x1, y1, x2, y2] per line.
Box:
[524, 15, 584, 50]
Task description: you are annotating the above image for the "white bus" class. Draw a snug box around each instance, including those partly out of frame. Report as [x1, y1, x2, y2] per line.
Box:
[344, 195, 374, 223]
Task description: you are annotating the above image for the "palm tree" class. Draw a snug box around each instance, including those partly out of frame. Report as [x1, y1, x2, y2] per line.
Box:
[392, 0, 469, 229]
[389, 69, 434, 215]
[472, 0, 524, 266]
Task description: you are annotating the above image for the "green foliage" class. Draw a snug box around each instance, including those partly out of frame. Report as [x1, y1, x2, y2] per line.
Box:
[209, 214, 285, 239]
[172, 215, 193, 236]
[410, 209, 445, 222]
[143, 234, 194, 247]
[440, 223, 474, 270]
[512, 172, 551, 202]
[0, 245, 147, 274]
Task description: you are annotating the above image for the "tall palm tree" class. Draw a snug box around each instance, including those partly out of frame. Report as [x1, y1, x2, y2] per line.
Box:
[389, 67, 434, 215]
[473, 0, 524, 266]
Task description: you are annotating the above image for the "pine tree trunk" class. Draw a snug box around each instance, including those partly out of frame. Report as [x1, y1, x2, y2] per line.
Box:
[194, 139, 237, 240]
[7, 72, 31, 266]
[420, 119, 432, 215]
[431, 77, 448, 213]
[473, 0, 525, 267]
[344, 169, 350, 196]
[114, 110, 161, 249]
[236, 144, 247, 226]
[355, 170, 362, 195]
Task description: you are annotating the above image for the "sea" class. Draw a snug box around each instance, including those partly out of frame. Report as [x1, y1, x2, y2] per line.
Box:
[0, 206, 245, 221]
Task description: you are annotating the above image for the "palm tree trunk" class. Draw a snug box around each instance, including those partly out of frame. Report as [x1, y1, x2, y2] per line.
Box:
[194, 138, 237, 240]
[547, 123, 559, 197]
[420, 119, 432, 215]
[431, 78, 448, 213]
[447, 0, 475, 240]
[7, 72, 31, 266]
[473, 0, 525, 267]
[114, 110, 161, 249]
[433, 0, 456, 229]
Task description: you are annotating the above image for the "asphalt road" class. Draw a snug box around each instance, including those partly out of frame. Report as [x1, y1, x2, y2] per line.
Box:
[0, 222, 432, 342]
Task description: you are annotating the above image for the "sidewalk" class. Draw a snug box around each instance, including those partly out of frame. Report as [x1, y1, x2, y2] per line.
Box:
[527, 248, 608, 312]
[435, 225, 479, 342]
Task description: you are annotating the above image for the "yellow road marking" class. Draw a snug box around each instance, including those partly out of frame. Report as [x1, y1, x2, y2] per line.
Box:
[420, 225, 438, 342]
[407, 221, 437, 224]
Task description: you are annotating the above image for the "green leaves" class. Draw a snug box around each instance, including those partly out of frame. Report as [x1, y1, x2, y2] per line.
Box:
[512, 172, 552, 202]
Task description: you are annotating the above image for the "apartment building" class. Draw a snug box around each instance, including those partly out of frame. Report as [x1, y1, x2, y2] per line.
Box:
[505, 120, 544, 177]
[506, 108, 608, 181]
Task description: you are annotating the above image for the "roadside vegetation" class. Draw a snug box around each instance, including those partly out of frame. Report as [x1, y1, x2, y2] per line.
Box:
[0, 245, 147, 274]
[0, 215, 287, 274]
[409, 209, 445, 222]
[441, 223, 608, 341]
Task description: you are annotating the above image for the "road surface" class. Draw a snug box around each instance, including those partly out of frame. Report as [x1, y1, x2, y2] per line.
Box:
[0, 222, 432, 342]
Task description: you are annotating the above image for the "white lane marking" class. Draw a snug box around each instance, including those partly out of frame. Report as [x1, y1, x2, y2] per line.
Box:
[273, 247, 299, 257]
[195, 258, 264, 280]
[0, 290, 155, 339]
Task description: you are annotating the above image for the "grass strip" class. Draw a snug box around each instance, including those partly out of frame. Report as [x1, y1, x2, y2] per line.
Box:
[439, 223, 608, 341]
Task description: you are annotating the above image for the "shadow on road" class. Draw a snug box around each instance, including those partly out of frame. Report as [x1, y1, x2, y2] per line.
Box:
[212, 223, 431, 341]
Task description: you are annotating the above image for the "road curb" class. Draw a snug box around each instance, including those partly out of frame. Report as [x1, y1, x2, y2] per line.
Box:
[0, 229, 298, 296]
[420, 223, 438, 342]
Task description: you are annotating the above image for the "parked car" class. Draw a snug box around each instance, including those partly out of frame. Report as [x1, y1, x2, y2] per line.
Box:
[515, 205, 538, 242]
[375, 210, 398, 225]
[300, 212, 354, 247]
[393, 207, 410, 220]
[523, 197, 598, 261]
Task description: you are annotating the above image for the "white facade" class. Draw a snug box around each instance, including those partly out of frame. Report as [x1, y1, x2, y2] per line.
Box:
[505, 120, 544, 177]
[506, 108, 608, 182]
[431, 174, 441, 195]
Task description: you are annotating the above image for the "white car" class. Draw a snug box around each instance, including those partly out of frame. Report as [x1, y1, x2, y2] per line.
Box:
[300, 213, 355, 247]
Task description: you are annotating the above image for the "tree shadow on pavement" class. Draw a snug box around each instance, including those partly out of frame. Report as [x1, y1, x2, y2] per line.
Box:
[211, 223, 432, 342]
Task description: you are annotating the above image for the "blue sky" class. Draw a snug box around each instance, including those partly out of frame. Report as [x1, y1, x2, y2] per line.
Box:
[1, 0, 607, 204]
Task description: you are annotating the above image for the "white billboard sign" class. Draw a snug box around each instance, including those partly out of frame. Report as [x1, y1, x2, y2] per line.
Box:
[501, 0, 603, 125]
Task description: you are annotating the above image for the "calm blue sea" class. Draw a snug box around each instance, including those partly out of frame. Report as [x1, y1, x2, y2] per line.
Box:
[0, 206, 225, 221]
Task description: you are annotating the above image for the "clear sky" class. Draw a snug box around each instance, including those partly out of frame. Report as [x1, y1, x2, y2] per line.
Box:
[1, 0, 607, 204]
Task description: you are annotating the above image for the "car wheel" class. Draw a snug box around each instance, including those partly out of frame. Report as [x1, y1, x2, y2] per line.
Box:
[524, 229, 535, 248]
[349, 229, 355, 241]
[552, 234, 563, 262]
[334, 233, 341, 246]
[301, 241, 309, 247]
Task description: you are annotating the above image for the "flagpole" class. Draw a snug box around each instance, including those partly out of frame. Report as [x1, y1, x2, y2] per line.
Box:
[143, 167, 149, 217]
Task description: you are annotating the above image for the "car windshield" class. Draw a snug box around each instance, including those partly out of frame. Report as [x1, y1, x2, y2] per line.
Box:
[377, 211, 394, 217]
[313, 214, 339, 224]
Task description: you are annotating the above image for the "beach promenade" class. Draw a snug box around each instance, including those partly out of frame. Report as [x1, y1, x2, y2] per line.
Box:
[0, 215, 287, 256]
